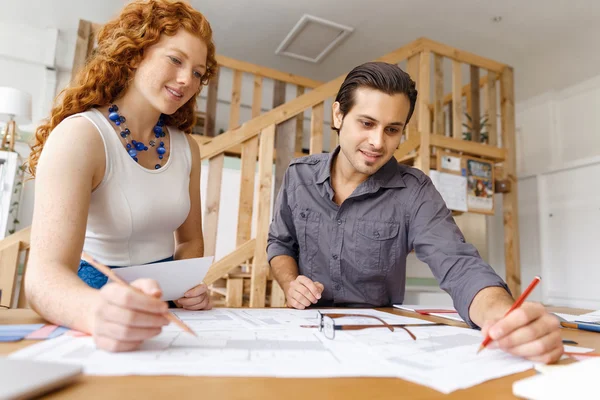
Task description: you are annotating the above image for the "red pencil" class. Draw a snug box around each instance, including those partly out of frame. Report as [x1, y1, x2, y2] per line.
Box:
[477, 276, 542, 354]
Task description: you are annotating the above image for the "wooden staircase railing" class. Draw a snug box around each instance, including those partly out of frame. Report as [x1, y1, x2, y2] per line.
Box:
[196, 36, 520, 307]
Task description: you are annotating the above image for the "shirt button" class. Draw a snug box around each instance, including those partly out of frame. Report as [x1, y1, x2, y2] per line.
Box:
[332, 254, 338, 260]
[300, 212, 306, 218]
[337, 219, 342, 225]
[334, 284, 341, 290]
[374, 231, 380, 238]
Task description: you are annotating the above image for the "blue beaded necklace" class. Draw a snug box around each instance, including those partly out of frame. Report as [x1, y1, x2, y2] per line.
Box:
[107, 104, 167, 170]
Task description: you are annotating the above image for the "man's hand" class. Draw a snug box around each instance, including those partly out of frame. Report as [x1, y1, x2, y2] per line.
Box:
[285, 275, 324, 310]
[175, 283, 213, 311]
[481, 302, 563, 364]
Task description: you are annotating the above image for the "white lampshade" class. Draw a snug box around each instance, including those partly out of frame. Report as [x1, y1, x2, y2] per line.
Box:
[0, 87, 32, 124]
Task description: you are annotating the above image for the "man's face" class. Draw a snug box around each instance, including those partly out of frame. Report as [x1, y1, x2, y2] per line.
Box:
[333, 87, 411, 177]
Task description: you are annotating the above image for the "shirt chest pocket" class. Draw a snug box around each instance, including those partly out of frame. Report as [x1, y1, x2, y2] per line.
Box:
[293, 209, 321, 275]
[355, 220, 400, 276]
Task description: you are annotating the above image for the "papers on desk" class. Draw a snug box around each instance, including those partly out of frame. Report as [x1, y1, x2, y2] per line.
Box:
[10, 308, 536, 394]
[112, 256, 213, 301]
[394, 304, 465, 322]
[514, 357, 600, 398]
[553, 312, 600, 324]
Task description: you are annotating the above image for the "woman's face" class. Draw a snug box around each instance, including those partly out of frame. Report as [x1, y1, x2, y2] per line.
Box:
[132, 28, 208, 115]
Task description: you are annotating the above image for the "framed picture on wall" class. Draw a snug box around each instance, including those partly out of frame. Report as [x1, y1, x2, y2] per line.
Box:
[464, 155, 495, 215]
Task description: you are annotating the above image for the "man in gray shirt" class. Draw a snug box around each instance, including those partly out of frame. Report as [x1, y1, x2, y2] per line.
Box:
[267, 62, 562, 363]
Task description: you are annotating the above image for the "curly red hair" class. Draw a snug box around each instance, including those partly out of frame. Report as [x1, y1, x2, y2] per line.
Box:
[27, 0, 217, 176]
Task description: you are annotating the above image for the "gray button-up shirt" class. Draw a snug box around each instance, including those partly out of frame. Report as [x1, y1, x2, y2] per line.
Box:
[267, 147, 509, 327]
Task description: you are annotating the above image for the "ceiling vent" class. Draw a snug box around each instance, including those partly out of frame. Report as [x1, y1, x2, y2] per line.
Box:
[275, 14, 354, 63]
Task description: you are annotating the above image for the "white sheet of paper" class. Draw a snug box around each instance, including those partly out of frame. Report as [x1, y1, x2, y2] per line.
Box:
[440, 154, 462, 172]
[429, 170, 468, 212]
[10, 308, 536, 394]
[112, 256, 213, 301]
[514, 357, 600, 398]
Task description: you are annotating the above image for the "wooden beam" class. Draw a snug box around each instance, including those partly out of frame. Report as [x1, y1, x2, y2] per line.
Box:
[226, 278, 244, 307]
[203, 154, 224, 258]
[275, 118, 296, 197]
[0, 241, 21, 308]
[452, 61, 462, 139]
[393, 133, 421, 161]
[204, 67, 220, 137]
[406, 54, 420, 139]
[216, 54, 323, 89]
[229, 70, 243, 129]
[204, 239, 256, 285]
[273, 81, 293, 197]
[433, 54, 444, 135]
[17, 248, 29, 308]
[0, 227, 30, 252]
[236, 76, 263, 248]
[252, 75, 263, 118]
[420, 37, 506, 73]
[375, 37, 425, 64]
[500, 67, 521, 297]
[414, 51, 431, 174]
[250, 124, 276, 307]
[236, 138, 258, 247]
[486, 72, 498, 146]
[72, 19, 93, 79]
[430, 134, 507, 161]
[295, 86, 305, 153]
[470, 66, 481, 142]
[198, 43, 424, 161]
[309, 102, 324, 154]
[270, 281, 286, 307]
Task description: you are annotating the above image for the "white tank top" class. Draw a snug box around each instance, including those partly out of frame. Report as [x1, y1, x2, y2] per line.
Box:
[66, 108, 192, 266]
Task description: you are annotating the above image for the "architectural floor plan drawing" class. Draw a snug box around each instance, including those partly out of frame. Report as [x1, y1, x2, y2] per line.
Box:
[10, 308, 534, 393]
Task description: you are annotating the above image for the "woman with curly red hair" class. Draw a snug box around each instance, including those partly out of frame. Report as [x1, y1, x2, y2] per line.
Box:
[24, 0, 217, 352]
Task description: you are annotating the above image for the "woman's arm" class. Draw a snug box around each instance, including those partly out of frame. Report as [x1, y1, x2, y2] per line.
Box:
[25, 117, 169, 351]
[173, 135, 211, 310]
[26, 116, 106, 330]
[174, 134, 204, 260]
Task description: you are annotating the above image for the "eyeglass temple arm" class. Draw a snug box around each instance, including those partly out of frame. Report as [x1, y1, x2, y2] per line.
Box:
[324, 313, 395, 332]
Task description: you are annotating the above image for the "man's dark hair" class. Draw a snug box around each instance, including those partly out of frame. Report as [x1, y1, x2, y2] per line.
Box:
[331, 62, 418, 133]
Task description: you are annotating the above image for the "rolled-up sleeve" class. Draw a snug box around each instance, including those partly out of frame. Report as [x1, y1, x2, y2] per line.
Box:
[267, 170, 299, 263]
[406, 176, 510, 328]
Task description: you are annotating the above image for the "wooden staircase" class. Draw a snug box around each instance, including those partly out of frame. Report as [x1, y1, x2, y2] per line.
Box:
[193, 37, 522, 307]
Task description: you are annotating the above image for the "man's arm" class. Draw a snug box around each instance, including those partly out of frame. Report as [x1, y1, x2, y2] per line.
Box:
[406, 175, 508, 327]
[407, 174, 562, 363]
[267, 170, 323, 309]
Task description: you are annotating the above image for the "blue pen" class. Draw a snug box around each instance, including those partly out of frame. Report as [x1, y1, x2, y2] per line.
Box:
[561, 321, 600, 333]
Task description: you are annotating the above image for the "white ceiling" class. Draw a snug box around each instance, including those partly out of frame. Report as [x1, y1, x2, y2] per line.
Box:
[4, 0, 600, 101]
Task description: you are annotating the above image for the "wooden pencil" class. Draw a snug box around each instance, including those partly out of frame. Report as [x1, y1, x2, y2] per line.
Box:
[81, 252, 196, 337]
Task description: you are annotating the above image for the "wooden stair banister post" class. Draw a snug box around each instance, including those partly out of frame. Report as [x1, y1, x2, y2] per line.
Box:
[249, 124, 276, 307]
[500, 67, 521, 297]
[414, 50, 431, 174]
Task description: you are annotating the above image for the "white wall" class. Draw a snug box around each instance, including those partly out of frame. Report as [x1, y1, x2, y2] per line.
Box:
[485, 73, 600, 308]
